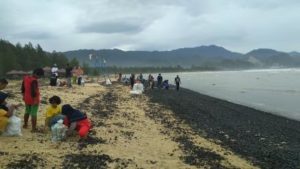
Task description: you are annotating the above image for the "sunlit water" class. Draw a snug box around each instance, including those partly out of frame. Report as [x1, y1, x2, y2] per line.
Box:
[154, 69, 300, 121]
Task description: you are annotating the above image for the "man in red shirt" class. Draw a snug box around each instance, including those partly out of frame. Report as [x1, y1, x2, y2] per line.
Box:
[21, 68, 44, 132]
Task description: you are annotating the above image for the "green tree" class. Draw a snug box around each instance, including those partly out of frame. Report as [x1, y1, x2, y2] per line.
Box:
[82, 62, 90, 75]
[69, 58, 79, 67]
[0, 39, 72, 76]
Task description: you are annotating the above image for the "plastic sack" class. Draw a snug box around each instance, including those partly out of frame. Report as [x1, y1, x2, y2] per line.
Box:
[106, 78, 112, 85]
[51, 119, 67, 142]
[130, 83, 144, 95]
[3, 115, 22, 136]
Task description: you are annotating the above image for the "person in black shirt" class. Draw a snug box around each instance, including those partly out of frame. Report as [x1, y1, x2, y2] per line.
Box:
[130, 74, 135, 89]
[65, 64, 73, 88]
[174, 75, 181, 91]
[157, 73, 163, 89]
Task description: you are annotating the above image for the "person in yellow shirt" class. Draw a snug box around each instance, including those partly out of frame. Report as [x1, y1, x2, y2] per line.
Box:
[0, 92, 11, 133]
[44, 96, 64, 131]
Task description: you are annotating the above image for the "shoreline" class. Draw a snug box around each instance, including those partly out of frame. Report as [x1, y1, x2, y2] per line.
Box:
[175, 86, 300, 122]
[145, 86, 300, 168]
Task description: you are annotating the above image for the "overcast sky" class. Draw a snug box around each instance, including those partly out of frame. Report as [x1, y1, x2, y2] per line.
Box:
[0, 0, 299, 53]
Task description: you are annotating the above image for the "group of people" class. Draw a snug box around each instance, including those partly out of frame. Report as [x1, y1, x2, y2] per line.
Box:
[50, 64, 84, 88]
[128, 73, 181, 92]
[0, 69, 91, 140]
[1, 69, 183, 139]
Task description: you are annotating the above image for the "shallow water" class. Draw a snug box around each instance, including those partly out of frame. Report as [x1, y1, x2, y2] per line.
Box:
[157, 69, 300, 121]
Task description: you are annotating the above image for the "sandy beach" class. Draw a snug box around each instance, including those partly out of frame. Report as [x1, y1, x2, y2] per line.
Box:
[0, 78, 299, 168]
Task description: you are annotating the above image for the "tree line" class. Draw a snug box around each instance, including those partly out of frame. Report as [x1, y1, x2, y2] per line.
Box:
[0, 39, 79, 76]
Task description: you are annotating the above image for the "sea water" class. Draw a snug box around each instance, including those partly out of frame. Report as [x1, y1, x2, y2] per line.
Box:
[159, 69, 300, 121]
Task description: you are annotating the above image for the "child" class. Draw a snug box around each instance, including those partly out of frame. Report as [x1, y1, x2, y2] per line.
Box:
[61, 104, 91, 138]
[21, 68, 44, 132]
[44, 96, 64, 131]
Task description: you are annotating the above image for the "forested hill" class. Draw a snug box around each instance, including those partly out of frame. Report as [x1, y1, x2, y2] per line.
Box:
[64, 45, 300, 69]
[2, 38, 300, 76]
[63, 45, 247, 68]
[0, 39, 77, 76]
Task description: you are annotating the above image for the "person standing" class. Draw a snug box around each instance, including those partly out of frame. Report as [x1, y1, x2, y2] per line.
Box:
[65, 64, 73, 88]
[148, 74, 154, 89]
[118, 73, 122, 82]
[130, 74, 135, 89]
[21, 68, 44, 132]
[76, 66, 84, 85]
[51, 64, 58, 86]
[138, 73, 143, 80]
[175, 75, 181, 91]
[72, 66, 78, 84]
[157, 73, 163, 89]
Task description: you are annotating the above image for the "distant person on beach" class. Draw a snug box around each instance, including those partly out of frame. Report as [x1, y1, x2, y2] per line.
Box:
[21, 68, 44, 132]
[61, 104, 91, 138]
[122, 75, 129, 85]
[0, 78, 8, 90]
[175, 75, 181, 91]
[44, 96, 64, 131]
[65, 64, 73, 88]
[76, 66, 84, 85]
[148, 74, 154, 89]
[162, 80, 169, 90]
[51, 64, 58, 77]
[51, 64, 58, 86]
[157, 73, 163, 89]
[130, 74, 135, 89]
[72, 66, 78, 84]
[137, 73, 144, 83]
[118, 73, 122, 82]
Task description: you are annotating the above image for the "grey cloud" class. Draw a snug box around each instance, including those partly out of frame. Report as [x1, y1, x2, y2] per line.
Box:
[78, 21, 144, 34]
[1, 0, 300, 52]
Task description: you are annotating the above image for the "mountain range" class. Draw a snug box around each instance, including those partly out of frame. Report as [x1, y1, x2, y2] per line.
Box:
[63, 45, 300, 69]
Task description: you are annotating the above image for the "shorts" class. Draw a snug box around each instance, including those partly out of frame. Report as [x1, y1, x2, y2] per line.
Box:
[77, 119, 91, 138]
[25, 105, 39, 117]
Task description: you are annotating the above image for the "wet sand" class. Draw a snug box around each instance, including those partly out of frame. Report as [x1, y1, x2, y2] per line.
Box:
[1, 79, 297, 168]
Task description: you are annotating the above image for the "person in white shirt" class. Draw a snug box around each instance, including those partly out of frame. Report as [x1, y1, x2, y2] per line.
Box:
[50, 64, 58, 86]
[51, 64, 58, 77]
